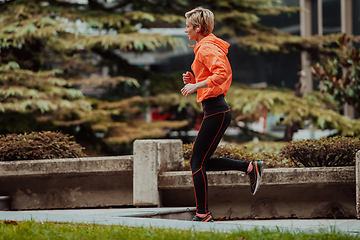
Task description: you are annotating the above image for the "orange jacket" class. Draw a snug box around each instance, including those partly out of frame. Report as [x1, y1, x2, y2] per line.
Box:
[191, 33, 232, 103]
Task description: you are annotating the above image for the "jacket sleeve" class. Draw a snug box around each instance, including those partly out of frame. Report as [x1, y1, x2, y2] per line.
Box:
[198, 45, 228, 88]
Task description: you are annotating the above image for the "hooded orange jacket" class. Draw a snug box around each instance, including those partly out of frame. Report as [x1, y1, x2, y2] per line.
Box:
[191, 33, 232, 103]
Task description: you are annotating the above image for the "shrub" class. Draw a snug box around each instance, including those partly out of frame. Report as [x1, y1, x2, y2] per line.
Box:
[182, 143, 294, 169]
[241, 141, 286, 154]
[252, 151, 294, 168]
[279, 136, 360, 167]
[0, 131, 87, 161]
[182, 143, 252, 162]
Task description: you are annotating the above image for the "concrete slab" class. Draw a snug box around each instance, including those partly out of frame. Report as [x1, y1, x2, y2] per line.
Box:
[0, 208, 359, 236]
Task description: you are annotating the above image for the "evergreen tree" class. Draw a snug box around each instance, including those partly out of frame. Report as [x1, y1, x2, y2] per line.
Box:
[0, 0, 187, 155]
[1, 0, 359, 156]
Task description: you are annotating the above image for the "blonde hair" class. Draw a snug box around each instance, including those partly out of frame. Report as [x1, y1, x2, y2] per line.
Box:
[185, 7, 214, 35]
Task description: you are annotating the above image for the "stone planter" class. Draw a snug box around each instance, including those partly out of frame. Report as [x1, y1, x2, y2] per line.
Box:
[0, 141, 359, 220]
[158, 167, 356, 219]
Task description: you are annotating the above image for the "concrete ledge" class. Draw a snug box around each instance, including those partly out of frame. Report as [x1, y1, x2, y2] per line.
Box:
[158, 167, 356, 189]
[159, 167, 357, 219]
[0, 156, 133, 210]
[0, 141, 358, 220]
[0, 156, 133, 177]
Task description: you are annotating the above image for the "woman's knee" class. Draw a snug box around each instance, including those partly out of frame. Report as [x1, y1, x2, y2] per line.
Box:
[190, 158, 202, 173]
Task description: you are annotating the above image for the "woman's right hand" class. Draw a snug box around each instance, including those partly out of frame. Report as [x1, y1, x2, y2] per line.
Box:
[182, 71, 195, 84]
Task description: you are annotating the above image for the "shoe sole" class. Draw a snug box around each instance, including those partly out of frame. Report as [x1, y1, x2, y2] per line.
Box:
[192, 214, 214, 222]
[252, 161, 264, 195]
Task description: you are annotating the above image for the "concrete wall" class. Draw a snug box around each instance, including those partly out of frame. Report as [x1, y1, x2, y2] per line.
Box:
[0, 140, 359, 220]
[0, 156, 133, 210]
[159, 168, 356, 219]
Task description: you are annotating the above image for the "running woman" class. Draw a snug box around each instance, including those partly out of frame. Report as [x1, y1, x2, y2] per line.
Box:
[181, 7, 264, 222]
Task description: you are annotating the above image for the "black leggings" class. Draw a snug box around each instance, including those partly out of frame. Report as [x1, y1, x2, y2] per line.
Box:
[190, 94, 249, 214]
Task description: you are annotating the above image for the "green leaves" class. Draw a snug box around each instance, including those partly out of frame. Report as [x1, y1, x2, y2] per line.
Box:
[2, 26, 18, 34]
[36, 17, 57, 28]
[0, 1, 184, 62]
[0, 87, 40, 100]
[64, 88, 84, 100]
[312, 34, 360, 115]
[19, 23, 37, 36]
[225, 84, 360, 137]
[0, 65, 92, 123]
[36, 100, 56, 113]
[0, 62, 20, 72]
[279, 136, 360, 167]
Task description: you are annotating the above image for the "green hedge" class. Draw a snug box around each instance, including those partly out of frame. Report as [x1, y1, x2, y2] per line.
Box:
[182, 143, 294, 169]
[2, 131, 359, 167]
[183, 136, 360, 168]
[0, 131, 87, 161]
[279, 136, 360, 167]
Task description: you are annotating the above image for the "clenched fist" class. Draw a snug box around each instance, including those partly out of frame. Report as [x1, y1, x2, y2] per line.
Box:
[182, 71, 195, 84]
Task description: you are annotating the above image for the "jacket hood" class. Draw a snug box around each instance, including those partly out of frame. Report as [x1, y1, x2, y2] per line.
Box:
[193, 33, 230, 54]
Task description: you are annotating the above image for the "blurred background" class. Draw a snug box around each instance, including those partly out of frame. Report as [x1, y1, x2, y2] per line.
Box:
[1, 0, 359, 156]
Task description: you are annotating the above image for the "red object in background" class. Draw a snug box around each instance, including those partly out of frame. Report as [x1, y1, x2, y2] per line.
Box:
[151, 108, 170, 120]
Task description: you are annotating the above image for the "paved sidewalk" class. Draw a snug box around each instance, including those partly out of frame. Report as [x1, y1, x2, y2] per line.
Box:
[0, 208, 359, 236]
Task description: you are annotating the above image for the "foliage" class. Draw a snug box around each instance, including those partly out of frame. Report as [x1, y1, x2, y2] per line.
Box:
[0, 112, 56, 133]
[166, 84, 360, 138]
[183, 135, 360, 168]
[148, 71, 187, 96]
[86, 96, 188, 147]
[227, 84, 360, 137]
[1, 220, 358, 240]
[0, 62, 92, 125]
[182, 143, 293, 169]
[0, 0, 187, 153]
[240, 140, 286, 153]
[279, 136, 360, 167]
[182, 143, 251, 161]
[0, 131, 87, 161]
[0, 0, 183, 57]
[239, 32, 342, 54]
[312, 34, 360, 115]
[103, 120, 188, 146]
[133, 82, 360, 145]
[0, 0, 355, 156]
[189, 0, 343, 54]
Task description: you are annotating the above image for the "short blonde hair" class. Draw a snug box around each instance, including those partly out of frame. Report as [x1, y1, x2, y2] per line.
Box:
[185, 7, 214, 35]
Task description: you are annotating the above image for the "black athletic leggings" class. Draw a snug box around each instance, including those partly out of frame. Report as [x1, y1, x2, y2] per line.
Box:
[190, 94, 250, 214]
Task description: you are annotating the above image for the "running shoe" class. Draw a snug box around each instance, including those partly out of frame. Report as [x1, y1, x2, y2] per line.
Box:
[191, 212, 214, 222]
[247, 160, 264, 195]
